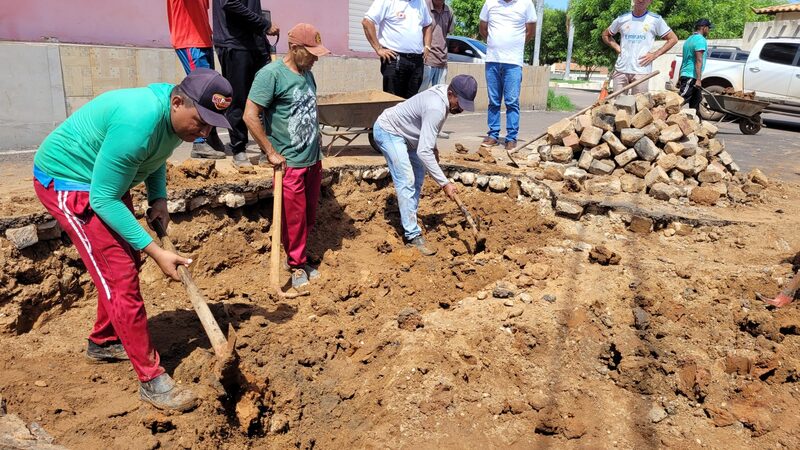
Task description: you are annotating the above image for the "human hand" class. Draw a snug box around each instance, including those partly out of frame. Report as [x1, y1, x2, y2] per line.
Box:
[266, 151, 286, 171]
[151, 247, 192, 282]
[377, 47, 397, 63]
[765, 292, 793, 308]
[442, 183, 457, 200]
[147, 198, 170, 235]
[695, 79, 702, 88]
[267, 25, 280, 36]
[638, 52, 657, 66]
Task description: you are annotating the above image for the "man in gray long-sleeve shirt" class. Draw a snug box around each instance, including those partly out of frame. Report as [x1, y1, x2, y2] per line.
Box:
[373, 74, 478, 256]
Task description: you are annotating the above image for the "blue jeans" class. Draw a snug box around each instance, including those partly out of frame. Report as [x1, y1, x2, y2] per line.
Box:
[373, 122, 426, 240]
[419, 65, 447, 92]
[486, 62, 523, 142]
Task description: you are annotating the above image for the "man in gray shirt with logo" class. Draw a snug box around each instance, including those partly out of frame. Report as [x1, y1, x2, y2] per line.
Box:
[372, 74, 478, 256]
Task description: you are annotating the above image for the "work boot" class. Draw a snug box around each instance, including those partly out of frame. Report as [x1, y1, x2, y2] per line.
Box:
[481, 137, 498, 147]
[139, 373, 199, 412]
[232, 151, 253, 168]
[291, 268, 310, 289]
[407, 235, 437, 256]
[86, 339, 129, 363]
[504, 140, 517, 151]
[205, 132, 226, 153]
[190, 142, 226, 159]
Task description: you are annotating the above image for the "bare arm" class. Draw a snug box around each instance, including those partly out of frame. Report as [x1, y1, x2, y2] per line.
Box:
[602, 28, 621, 54]
[525, 23, 535, 43]
[243, 99, 285, 170]
[362, 18, 397, 62]
[640, 30, 679, 66]
[693, 50, 704, 86]
[423, 24, 432, 58]
[479, 20, 488, 40]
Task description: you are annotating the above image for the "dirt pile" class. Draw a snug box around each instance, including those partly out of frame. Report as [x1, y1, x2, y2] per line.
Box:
[1, 166, 800, 448]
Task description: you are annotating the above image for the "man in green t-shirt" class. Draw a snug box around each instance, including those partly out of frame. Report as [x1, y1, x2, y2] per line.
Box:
[244, 23, 330, 289]
[33, 68, 233, 412]
[678, 19, 712, 110]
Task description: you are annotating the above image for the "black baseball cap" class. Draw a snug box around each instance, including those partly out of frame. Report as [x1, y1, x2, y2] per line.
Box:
[177, 68, 233, 129]
[695, 18, 714, 29]
[449, 74, 478, 112]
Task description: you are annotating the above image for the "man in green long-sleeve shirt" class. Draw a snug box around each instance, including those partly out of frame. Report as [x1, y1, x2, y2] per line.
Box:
[33, 68, 232, 412]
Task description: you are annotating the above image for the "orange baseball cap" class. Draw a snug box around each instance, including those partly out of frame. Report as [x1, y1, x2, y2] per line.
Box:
[287, 23, 331, 57]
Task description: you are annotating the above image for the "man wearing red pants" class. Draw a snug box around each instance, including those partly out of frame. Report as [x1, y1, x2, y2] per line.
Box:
[244, 23, 330, 289]
[32, 68, 233, 412]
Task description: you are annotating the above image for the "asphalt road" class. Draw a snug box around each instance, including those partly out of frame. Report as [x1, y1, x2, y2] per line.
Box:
[2, 87, 799, 183]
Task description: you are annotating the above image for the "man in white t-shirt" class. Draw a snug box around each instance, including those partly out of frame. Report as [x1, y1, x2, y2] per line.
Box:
[362, 0, 433, 99]
[478, 0, 537, 151]
[602, 0, 678, 95]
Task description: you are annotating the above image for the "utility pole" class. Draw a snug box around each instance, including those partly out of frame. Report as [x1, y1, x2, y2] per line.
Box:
[564, 10, 575, 79]
[532, 0, 545, 65]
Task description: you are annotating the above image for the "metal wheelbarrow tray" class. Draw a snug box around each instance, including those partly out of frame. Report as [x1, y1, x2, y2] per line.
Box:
[317, 90, 404, 156]
[701, 89, 770, 135]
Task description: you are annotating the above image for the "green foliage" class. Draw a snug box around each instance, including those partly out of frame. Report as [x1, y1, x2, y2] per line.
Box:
[547, 89, 576, 111]
[450, 0, 486, 38]
[526, 8, 568, 65]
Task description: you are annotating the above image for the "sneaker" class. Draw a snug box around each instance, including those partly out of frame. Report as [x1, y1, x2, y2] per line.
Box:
[232, 152, 253, 168]
[291, 268, 310, 289]
[205, 132, 226, 153]
[437, 131, 450, 139]
[86, 340, 129, 363]
[190, 142, 226, 159]
[284, 262, 320, 280]
[139, 373, 199, 412]
[481, 137, 498, 147]
[504, 140, 517, 151]
[406, 235, 437, 256]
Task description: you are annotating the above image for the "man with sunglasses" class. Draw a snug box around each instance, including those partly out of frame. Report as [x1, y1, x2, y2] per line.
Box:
[244, 23, 329, 289]
[32, 68, 233, 412]
[372, 74, 478, 256]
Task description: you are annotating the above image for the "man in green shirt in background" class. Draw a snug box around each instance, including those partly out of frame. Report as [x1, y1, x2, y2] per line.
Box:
[678, 19, 712, 111]
[244, 23, 329, 289]
[33, 68, 233, 412]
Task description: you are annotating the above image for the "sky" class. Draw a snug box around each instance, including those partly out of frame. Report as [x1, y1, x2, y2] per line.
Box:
[544, 0, 800, 11]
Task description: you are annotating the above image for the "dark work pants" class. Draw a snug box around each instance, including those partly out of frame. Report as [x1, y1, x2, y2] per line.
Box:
[381, 53, 424, 99]
[216, 47, 270, 154]
[677, 76, 703, 111]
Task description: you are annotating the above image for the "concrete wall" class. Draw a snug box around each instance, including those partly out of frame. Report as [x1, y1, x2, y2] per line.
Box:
[0, 0, 358, 56]
[0, 41, 550, 150]
[743, 19, 800, 50]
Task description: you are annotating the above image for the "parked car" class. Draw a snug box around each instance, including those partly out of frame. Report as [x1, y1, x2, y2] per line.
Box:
[668, 38, 800, 120]
[447, 36, 486, 64]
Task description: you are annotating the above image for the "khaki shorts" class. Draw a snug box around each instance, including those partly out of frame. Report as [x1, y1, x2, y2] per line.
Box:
[612, 72, 650, 95]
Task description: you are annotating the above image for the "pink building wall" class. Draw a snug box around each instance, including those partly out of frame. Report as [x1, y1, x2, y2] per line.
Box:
[0, 0, 362, 56]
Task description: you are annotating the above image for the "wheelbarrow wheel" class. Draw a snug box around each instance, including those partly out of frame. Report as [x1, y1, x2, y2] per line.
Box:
[368, 132, 382, 155]
[739, 117, 761, 135]
[699, 85, 726, 121]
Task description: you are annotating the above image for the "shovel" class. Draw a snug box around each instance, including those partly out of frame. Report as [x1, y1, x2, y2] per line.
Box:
[149, 218, 240, 393]
[453, 193, 486, 253]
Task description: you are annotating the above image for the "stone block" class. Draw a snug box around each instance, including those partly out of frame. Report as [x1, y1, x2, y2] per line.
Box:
[749, 168, 769, 187]
[677, 155, 708, 176]
[718, 150, 734, 166]
[602, 131, 627, 155]
[620, 128, 645, 147]
[615, 110, 631, 130]
[460, 172, 476, 186]
[664, 91, 684, 114]
[614, 148, 638, 167]
[562, 132, 581, 150]
[588, 159, 615, 175]
[653, 119, 669, 131]
[644, 165, 670, 187]
[628, 215, 654, 233]
[742, 182, 764, 195]
[489, 176, 510, 192]
[649, 182, 680, 200]
[579, 126, 604, 147]
[219, 193, 246, 208]
[620, 173, 646, 193]
[555, 200, 584, 219]
[690, 186, 721, 205]
[520, 180, 548, 200]
[585, 178, 622, 195]
[669, 168, 685, 184]
[36, 220, 63, 241]
[701, 120, 719, 138]
[667, 113, 698, 136]
[592, 113, 616, 132]
[614, 95, 637, 115]
[476, 174, 489, 188]
[631, 108, 654, 129]
[728, 162, 741, 173]
[657, 153, 679, 171]
[590, 143, 611, 160]
[642, 123, 660, 141]
[635, 93, 653, 112]
[167, 198, 186, 213]
[707, 138, 724, 157]
[574, 114, 593, 134]
[578, 151, 593, 170]
[634, 136, 660, 162]
[658, 124, 684, 144]
[651, 106, 669, 121]
[702, 182, 728, 196]
[697, 162, 726, 184]
[550, 145, 574, 163]
[625, 160, 651, 178]
[664, 141, 684, 155]
[564, 167, 588, 183]
[543, 166, 564, 181]
[546, 118, 574, 143]
[5, 224, 38, 249]
[538, 145, 552, 161]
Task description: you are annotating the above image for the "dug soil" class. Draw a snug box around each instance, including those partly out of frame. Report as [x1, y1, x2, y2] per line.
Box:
[2, 165, 800, 449]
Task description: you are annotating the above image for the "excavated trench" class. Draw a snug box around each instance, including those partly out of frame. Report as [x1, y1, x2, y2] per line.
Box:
[1, 165, 800, 449]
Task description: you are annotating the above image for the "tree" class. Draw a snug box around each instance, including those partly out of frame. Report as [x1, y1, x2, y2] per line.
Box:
[528, 7, 567, 65]
[449, 0, 486, 38]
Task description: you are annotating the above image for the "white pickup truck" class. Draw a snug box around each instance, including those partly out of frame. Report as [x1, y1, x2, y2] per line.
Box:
[668, 37, 800, 120]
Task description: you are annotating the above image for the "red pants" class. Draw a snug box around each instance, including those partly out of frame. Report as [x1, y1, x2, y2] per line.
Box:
[280, 162, 322, 267]
[34, 180, 164, 382]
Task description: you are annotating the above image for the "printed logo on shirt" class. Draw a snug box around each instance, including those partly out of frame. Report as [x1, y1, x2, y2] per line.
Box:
[396, 11, 406, 19]
[289, 86, 318, 150]
[212, 94, 232, 110]
[623, 33, 647, 42]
